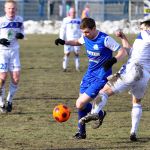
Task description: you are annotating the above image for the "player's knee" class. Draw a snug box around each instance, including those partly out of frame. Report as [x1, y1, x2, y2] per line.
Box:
[0, 78, 5, 88]
[132, 97, 141, 104]
[76, 100, 84, 109]
[12, 78, 19, 85]
[65, 53, 70, 57]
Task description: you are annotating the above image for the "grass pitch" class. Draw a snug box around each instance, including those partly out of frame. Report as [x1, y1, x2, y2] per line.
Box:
[0, 34, 149, 150]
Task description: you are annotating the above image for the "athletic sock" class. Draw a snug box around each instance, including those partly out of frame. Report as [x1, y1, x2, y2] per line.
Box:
[74, 56, 80, 70]
[63, 56, 69, 70]
[91, 92, 108, 114]
[130, 103, 142, 134]
[0, 79, 5, 107]
[6, 82, 18, 103]
[78, 103, 92, 134]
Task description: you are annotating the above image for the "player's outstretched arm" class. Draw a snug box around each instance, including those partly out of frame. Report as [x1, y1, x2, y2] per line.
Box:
[55, 38, 81, 46]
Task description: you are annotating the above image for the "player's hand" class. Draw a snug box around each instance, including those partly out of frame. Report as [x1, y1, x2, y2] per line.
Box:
[115, 29, 125, 39]
[0, 38, 10, 47]
[55, 38, 65, 46]
[103, 57, 117, 71]
[16, 33, 24, 39]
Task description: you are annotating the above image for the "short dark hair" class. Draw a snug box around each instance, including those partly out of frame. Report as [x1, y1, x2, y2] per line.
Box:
[140, 19, 150, 27]
[80, 18, 96, 30]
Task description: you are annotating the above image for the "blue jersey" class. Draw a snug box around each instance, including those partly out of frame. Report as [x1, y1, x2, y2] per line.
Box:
[79, 31, 120, 78]
[79, 31, 121, 98]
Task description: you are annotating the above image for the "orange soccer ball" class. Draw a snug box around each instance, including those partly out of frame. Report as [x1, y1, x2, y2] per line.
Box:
[53, 104, 71, 123]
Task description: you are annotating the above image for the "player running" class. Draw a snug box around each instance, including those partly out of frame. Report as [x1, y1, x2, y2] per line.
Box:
[0, 0, 24, 113]
[55, 17, 127, 139]
[79, 18, 150, 141]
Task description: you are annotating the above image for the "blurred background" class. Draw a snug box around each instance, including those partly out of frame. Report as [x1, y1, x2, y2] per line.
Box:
[0, 0, 149, 21]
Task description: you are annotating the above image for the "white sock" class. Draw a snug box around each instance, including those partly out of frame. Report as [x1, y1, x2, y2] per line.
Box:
[0, 84, 5, 107]
[74, 56, 80, 70]
[91, 92, 108, 114]
[63, 56, 69, 69]
[6, 82, 18, 103]
[130, 103, 142, 134]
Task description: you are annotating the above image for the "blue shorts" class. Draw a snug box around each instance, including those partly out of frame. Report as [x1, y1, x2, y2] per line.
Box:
[80, 68, 111, 98]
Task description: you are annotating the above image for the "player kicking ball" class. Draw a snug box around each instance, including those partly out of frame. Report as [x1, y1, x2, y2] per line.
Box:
[55, 17, 127, 139]
[79, 18, 150, 141]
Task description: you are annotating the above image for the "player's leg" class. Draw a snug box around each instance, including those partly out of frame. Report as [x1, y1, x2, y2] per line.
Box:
[0, 50, 9, 113]
[63, 45, 70, 72]
[130, 70, 149, 141]
[74, 74, 93, 139]
[74, 46, 80, 72]
[6, 49, 21, 112]
[0, 73, 7, 113]
[6, 71, 20, 112]
[74, 100, 92, 139]
[74, 93, 92, 139]
[130, 96, 142, 141]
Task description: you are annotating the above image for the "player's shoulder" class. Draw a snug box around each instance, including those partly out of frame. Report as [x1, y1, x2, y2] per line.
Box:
[139, 30, 150, 40]
[15, 15, 24, 22]
[62, 17, 69, 22]
[0, 16, 6, 22]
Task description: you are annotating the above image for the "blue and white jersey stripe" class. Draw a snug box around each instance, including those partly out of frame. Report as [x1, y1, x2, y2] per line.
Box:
[79, 31, 120, 72]
[0, 15, 24, 50]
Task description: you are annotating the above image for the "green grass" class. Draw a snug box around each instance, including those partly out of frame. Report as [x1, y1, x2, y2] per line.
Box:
[0, 34, 149, 150]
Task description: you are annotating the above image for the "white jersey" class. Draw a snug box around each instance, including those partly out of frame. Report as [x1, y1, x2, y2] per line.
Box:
[108, 30, 150, 99]
[127, 30, 150, 72]
[0, 15, 24, 50]
[59, 17, 81, 40]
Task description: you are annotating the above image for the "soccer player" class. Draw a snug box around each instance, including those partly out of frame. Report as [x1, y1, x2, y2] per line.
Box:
[80, 18, 150, 141]
[59, 7, 81, 72]
[55, 17, 127, 139]
[0, 0, 24, 113]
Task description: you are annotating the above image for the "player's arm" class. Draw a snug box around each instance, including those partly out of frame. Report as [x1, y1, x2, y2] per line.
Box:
[55, 38, 82, 46]
[16, 18, 24, 40]
[65, 39, 82, 46]
[115, 30, 132, 55]
[59, 18, 66, 40]
[115, 30, 132, 49]
[103, 36, 127, 71]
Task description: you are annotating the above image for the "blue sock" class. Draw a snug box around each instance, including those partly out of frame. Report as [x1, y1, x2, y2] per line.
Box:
[98, 110, 104, 117]
[78, 103, 92, 134]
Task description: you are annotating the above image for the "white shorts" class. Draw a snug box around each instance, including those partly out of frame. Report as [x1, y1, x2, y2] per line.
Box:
[107, 62, 150, 99]
[0, 48, 21, 72]
[64, 45, 80, 54]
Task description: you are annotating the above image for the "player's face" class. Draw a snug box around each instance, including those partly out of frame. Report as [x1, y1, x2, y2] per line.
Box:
[140, 24, 146, 30]
[81, 27, 97, 39]
[69, 8, 76, 18]
[5, 2, 17, 20]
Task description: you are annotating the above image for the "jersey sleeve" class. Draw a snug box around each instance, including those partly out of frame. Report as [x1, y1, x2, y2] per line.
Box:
[19, 16, 25, 36]
[104, 36, 121, 51]
[78, 35, 85, 44]
[141, 30, 150, 43]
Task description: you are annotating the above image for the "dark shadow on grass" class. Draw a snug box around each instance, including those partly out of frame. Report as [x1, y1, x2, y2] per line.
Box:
[117, 137, 150, 143]
[14, 97, 76, 100]
[46, 148, 97, 150]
